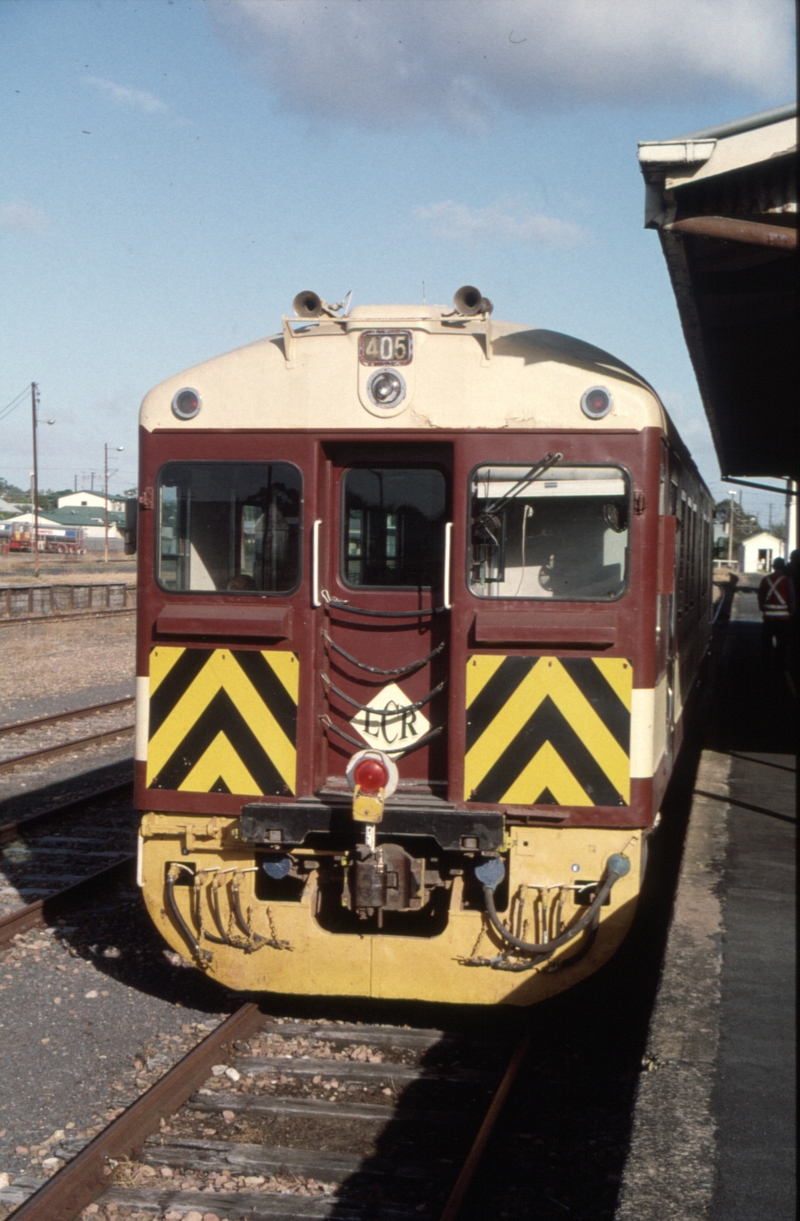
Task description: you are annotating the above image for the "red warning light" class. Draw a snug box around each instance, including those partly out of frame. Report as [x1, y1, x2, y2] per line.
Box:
[353, 757, 389, 795]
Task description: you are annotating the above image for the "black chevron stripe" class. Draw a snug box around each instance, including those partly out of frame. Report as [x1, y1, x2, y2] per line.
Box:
[231, 650, 298, 741]
[466, 656, 535, 751]
[471, 695, 624, 806]
[149, 648, 210, 739]
[559, 658, 630, 753]
[148, 688, 287, 795]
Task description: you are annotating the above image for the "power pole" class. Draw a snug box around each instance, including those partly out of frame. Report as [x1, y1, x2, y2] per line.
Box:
[31, 382, 39, 578]
[727, 493, 735, 566]
[104, 444, 109, 564]
[104, 444, 124, 563]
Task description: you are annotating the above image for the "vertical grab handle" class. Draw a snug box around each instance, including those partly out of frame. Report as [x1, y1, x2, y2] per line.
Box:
[443, 522, 453, 609]
[312, 519, 322, 608]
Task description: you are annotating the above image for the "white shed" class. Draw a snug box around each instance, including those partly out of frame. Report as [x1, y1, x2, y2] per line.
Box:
[738, 531, 784, 574]
[58, 491, 125, 513]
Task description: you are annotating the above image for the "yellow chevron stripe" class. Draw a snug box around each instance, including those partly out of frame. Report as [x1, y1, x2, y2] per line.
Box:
[592, 657, 632, 711]
[466, 654, 506, 708]
[265, 650, 299, 702]
[464, 657, 630, 803]
[149, 646, 185, 696]
[146, 649, 296, 791]
[551, 661, 630, 801]
[178, 731, 261, 795]
[501, 740, 593, 806]
[465, 660, 552, 795]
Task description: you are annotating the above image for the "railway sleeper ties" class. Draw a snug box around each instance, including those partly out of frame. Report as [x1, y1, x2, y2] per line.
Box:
[165, 863, 291, 964]
[465, 853, 631, 971]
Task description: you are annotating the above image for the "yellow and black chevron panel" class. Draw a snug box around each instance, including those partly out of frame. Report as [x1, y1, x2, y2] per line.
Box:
[146, 647, 298, 796]
[465, 655, 631, 807]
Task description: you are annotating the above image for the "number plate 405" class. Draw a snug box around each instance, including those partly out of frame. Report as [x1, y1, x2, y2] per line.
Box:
[358, 330, 413, 366]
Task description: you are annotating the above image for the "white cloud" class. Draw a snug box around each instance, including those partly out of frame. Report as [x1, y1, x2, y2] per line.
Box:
[414, 199, 586, 247]
[86, 76, 169, 114]
[0, 201, 51, 234]
[210, 0, 795, 131]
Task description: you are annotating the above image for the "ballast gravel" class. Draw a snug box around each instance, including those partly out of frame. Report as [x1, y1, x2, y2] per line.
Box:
[0, 883, 231, 1216]
[0, 611, 135, 730]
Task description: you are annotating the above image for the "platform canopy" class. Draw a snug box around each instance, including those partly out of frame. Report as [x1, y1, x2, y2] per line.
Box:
[638, 104, 797, 479]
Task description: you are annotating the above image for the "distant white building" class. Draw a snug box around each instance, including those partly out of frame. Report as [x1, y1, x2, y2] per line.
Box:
[739, 531, 784, 574]
[3, 507, 125, 550]
[0, 496, 22, 515]
[58, 491, 126, 513]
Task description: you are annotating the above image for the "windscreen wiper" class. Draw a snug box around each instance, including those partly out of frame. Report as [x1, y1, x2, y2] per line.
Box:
[479, 452, 563, 518]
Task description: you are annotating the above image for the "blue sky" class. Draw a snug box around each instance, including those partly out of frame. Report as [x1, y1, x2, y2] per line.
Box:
[1, 0, 795, 524]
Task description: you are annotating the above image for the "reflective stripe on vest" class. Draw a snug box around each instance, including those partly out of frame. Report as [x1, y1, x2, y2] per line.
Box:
[763, 574, 791, 618]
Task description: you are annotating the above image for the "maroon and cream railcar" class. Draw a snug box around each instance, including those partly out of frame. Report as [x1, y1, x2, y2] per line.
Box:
[131, 290, 712, 1005]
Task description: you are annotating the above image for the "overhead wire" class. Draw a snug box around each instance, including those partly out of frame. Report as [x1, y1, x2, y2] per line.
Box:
[0, 386, 31, 424]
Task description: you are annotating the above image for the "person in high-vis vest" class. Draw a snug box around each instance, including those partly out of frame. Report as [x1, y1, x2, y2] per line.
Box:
[758, 556, 795, 674]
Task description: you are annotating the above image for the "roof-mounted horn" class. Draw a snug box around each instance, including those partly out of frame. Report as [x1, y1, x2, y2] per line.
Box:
[292, 290, 353, 319]
[293, 290, 325, 318]
[453, 285, 493, 317]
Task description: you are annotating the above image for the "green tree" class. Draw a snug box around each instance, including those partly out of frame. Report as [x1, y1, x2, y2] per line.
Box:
[713, 499, 760, 558]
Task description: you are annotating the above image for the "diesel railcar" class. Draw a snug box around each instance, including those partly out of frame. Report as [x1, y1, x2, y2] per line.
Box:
[131, 289, 712, 1006]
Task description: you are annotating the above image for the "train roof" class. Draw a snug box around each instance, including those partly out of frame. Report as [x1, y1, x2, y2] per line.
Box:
[139, 304, 705, 488]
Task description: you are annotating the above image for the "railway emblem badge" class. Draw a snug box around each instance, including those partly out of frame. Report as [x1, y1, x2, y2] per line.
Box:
[350, 682, 431, 755]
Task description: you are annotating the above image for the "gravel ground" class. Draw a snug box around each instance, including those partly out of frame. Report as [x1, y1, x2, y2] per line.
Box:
[0, 559, 136, 586]
[0, 785, 137, 919]
[0, 733, 135, 812]
[0, 761, 133, 832]
[0, 704, 134, 768]
[0, 884, 232, 1208]
[0, 612, 135, 733]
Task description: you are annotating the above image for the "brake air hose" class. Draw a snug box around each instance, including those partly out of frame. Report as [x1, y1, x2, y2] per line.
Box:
[477, 853, 630, 957]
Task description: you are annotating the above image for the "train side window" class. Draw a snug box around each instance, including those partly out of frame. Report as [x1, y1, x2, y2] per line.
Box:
[341, 467, 447, 588]
[156, 462, 302, 594]
[469, 464, 630, 600]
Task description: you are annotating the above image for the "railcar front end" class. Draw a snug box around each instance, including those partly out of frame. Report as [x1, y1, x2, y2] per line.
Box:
[133, 294, 712, 1006]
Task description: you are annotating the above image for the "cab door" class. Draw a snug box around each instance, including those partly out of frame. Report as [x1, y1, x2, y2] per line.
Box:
[317, 443, 452, 794]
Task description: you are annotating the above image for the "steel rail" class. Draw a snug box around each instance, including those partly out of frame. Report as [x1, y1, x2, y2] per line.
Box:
[0, 855, 133, 948]
[438, 1029, 533, 1220]
[9, 1003, 265, 1221]
[0, 778, 133, 846]
[0, 697, 134, 741]
[0, 726, 134, 774]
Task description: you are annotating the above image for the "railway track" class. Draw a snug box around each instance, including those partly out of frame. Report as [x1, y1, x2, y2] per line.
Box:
[5, 1005, 529, 1219]
[0, 781, 136, 946]
[0, 698, 135, 775]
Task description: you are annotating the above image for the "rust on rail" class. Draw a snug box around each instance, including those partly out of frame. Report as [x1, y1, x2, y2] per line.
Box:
[0, 726, 134, 775]
[10, 1004, 265, 1221]
[0, 698, 134, 741]
[0, 857, 132, 948]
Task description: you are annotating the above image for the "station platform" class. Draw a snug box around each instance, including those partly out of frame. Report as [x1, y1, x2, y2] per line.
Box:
[617, 583, 796, 1220]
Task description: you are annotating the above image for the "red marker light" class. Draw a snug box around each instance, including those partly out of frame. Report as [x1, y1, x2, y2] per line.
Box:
[353, 757, 389, 795]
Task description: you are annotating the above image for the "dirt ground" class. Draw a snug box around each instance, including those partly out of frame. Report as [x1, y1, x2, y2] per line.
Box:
[0, 556, 137, 586]
[0, 614, 136, 727]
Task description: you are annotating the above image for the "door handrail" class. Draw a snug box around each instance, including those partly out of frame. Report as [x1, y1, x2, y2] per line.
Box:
[444, 521, 453, 609]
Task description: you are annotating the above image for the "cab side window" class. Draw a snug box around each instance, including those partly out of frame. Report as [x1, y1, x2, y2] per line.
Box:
[157, 462, 301, 594]
[470, 464, 630, 601]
